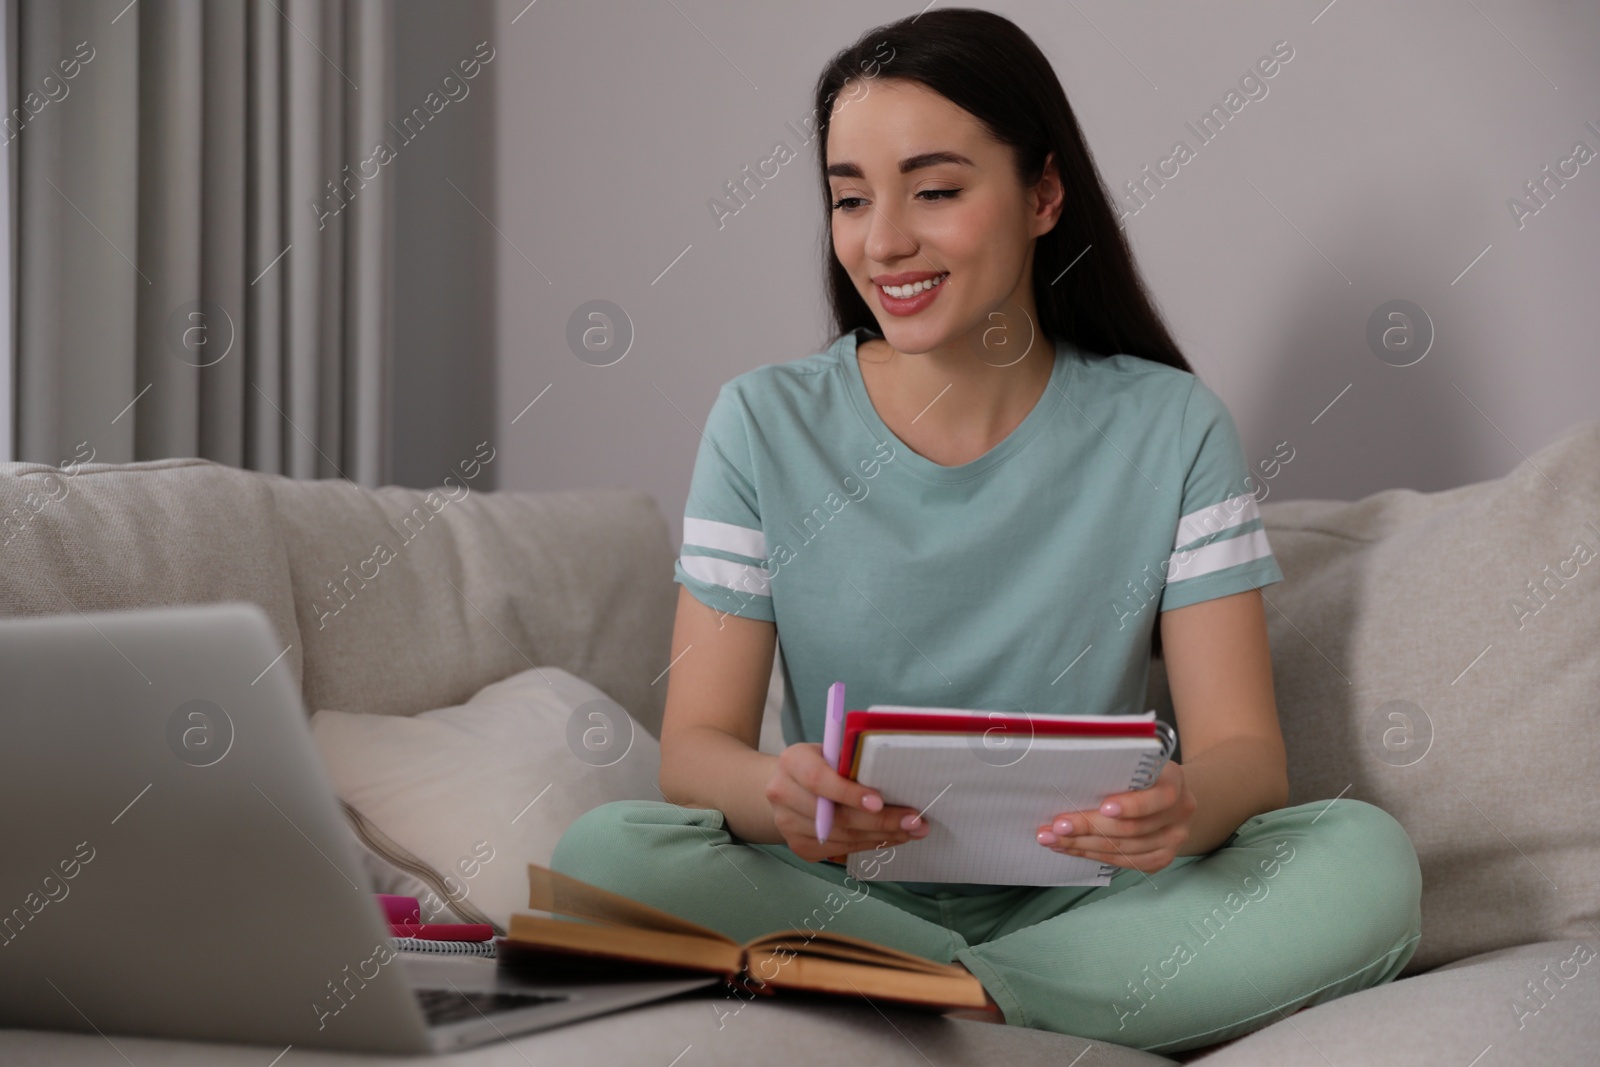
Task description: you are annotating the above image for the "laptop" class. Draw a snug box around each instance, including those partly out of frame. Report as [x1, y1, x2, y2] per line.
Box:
[0, 601, 719, 1054]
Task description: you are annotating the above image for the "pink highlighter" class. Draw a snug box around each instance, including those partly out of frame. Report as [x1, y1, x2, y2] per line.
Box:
[815, 682, 846, 844]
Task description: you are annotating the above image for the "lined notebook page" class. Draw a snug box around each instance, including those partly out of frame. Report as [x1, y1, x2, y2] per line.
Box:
[845, 733, 1164, 887]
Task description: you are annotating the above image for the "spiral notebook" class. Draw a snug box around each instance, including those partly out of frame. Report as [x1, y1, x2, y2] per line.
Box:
[391, 936, 497, 957]
[841, 707, 1177, 887]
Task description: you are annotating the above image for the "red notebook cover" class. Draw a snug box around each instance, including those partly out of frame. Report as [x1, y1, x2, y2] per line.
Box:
[377, 894, 493, 941]
[389, 921, 495, 942]
[836, 709, 1158, 780]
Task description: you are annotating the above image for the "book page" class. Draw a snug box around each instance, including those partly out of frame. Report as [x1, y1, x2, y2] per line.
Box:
[526, 863, 732, 942]
[844, 734, 1162, 886]
[505, 913, 742, 976]
[749, 930, 959, 975]
[750, 950, 990, 1011]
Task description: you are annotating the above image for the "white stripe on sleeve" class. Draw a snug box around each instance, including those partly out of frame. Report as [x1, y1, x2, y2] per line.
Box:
[1166, 527, 1275, 584]
[1174, 492, 1259, 551]
[683, 516, 766, 561]
[679, 553, 772, 598]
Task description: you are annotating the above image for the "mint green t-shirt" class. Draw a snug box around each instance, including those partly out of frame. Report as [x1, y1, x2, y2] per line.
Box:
[673, 326, 1283, 895]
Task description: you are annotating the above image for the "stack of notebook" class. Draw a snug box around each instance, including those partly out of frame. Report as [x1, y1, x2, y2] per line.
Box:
[378, 893, 497, 957]
[831, 705, 1177, 886]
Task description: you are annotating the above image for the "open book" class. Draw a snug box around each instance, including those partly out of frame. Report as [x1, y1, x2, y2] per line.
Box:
[503, 863, 990, 1013]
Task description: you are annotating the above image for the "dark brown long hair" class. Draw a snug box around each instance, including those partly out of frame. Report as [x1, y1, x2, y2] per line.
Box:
[812, 8, 1194, 659]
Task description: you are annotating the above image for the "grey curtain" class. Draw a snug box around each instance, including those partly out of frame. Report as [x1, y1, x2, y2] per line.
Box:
[11, 0, 393, 485]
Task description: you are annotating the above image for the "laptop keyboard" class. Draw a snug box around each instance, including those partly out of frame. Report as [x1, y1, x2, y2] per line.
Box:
[415, 986, 569, 1026]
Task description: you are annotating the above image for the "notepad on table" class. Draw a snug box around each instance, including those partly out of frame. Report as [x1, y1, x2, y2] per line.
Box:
[836, 706, 1177, 887]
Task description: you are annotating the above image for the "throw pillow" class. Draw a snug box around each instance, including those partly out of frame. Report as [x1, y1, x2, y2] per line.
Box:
[1144, 420, 1600, 975]
[311, 666, 662, 933]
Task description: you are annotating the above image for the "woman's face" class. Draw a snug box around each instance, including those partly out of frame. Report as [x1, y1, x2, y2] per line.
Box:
[825, 77, 1061, 357]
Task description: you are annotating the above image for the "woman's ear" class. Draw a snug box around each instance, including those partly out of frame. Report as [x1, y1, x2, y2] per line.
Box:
[1031, 150, 1066, 236]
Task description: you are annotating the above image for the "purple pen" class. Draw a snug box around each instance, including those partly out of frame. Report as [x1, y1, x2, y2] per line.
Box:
[816, 682, 846, 844]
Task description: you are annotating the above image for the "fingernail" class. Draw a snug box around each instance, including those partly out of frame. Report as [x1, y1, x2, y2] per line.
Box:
[911, 822, 929, 837]
[1101, 801, 1121, 816]
[863, 794, 883, 812]
[901, 814, 922, 830]
[1037, 831, 1057, 845]
[1053, 819, 1073, 836]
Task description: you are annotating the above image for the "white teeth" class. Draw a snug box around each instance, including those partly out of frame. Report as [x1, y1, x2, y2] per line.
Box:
[881, 273, 947, 299]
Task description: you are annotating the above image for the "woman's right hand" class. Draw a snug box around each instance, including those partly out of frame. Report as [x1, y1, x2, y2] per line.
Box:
[764, 742, 931, 862]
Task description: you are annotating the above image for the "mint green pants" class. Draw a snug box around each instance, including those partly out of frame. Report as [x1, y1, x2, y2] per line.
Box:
[550, 797, 1422, 1055]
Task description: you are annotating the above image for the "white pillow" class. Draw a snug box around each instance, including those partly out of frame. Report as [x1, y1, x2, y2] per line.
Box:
[311, 666, 662, 933]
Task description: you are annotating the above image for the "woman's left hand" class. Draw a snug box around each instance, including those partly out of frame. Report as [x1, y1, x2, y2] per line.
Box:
[1036, 761, 1197, 874]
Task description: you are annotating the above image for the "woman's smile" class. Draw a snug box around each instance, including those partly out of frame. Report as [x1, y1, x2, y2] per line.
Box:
[875, 270, 950, 316]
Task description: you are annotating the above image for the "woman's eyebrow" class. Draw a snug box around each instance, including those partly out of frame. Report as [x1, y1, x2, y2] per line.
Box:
[826, 150, 975, 179]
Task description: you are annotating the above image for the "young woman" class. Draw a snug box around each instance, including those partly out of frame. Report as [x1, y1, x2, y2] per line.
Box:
[552, 9, 1421, 1056]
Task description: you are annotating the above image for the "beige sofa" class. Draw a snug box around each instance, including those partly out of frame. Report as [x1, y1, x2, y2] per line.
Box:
[1, 420, 1597, 1066]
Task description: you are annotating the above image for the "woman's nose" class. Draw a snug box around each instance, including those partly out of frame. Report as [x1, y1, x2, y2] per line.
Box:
[864, 207, 918, 263]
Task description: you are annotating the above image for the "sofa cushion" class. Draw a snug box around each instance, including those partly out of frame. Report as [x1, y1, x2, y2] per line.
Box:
[0, 457, 303, 688]
[311, 665, 663, 933]
[264, 463, 677, 736]
[1144, 420, 1600, 975]
[1187, 938, 1600, 1066]
[0, 985, 1181, 1065]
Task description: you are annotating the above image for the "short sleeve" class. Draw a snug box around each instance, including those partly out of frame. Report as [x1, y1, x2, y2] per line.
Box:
[1158, 378, 1284, 612]
[673, 384, 776, 622]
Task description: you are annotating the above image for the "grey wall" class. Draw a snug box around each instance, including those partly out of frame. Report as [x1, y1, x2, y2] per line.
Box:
[390, 0, 498, 490]
[490, 0, 1600, 539]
